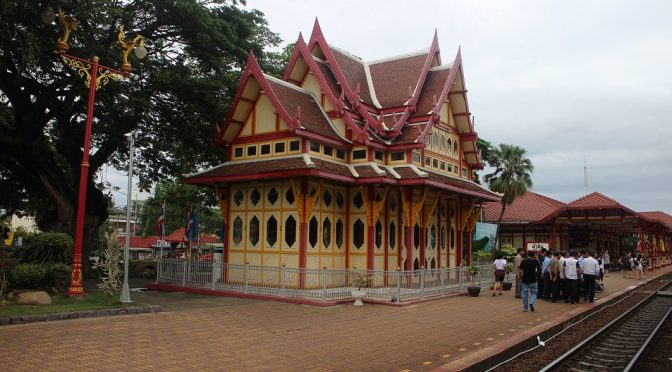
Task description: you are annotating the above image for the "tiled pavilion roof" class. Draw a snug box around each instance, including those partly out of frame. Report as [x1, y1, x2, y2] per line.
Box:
[482, 191, 566, 223]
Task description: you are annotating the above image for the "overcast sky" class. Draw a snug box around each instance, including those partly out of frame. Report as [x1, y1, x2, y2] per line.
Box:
[111, 0, 671, 214]
[241, 0, 672, 214]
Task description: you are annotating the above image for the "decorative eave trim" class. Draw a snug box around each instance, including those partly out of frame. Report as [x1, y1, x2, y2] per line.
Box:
[302, 153, 315, 168]
[369, 162, 387, 176]
[346, 164, 360, 178]
[383, 165, 401, 179]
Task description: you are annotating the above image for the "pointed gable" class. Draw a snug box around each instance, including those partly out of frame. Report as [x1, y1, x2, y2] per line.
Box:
[217, 51, 347, 146]
[567, 192, 624, 209]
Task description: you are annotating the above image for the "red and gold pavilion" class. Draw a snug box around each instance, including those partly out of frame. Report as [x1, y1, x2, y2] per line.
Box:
[185, 20, 499, 273]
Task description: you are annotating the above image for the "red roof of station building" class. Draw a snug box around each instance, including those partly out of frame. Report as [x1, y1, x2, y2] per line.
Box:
[185, 155, 499, 201]
[566, 192, 627, 209]
[368, 51, 429, 107]
[163, 227, 220, 244]
[482, 191, 566, 223]
[213, 19, 484, 167]
[118, 235, 158, 250]
[639, 211, 672, 230]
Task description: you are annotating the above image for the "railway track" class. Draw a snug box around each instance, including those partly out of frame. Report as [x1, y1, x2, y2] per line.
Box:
[540, 288, 672, 372]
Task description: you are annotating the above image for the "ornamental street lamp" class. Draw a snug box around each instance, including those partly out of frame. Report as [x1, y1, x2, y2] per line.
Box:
[42, 7, 147, 296]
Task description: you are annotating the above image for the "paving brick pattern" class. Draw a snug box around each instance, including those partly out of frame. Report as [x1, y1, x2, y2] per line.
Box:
[1, 268, 668, 371]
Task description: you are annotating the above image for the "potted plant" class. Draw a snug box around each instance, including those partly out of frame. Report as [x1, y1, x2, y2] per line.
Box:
[466, 265, 481, 297]
[502, 263, 514, 291]
[351, 270, 369, 306]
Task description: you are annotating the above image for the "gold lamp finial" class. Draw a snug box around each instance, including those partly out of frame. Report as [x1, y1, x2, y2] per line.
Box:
[118, 25, 146, 73]
[56, 8, 79, 53]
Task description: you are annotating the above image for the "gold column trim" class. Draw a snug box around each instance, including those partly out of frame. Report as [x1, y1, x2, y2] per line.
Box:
[401, 187, 426, 227]
[421, 193, 440, 228]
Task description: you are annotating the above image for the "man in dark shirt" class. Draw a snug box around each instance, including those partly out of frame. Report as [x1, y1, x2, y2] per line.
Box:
[519, 251, 541, 312]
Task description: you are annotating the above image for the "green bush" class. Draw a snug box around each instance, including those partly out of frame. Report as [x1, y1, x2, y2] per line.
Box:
[8, 263, 71, 291]
[44, 263, 71, 291]
[10, 264, 47, 289]
[18, 232, 73, 264]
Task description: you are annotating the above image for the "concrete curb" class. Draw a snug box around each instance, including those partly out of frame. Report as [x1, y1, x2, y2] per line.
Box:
[0, 305, 162, 326]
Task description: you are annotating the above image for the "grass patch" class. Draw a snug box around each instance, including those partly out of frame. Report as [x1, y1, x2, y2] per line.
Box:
[0, 293, 148, 317]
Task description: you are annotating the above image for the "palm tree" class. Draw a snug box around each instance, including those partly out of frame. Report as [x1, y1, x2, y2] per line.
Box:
[483, 144, 534, 250]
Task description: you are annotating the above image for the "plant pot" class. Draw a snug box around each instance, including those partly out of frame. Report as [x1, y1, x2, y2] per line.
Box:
[502, 282, 513, 291]
[467, 286, 481, 297]
[351, 289, 366, 306]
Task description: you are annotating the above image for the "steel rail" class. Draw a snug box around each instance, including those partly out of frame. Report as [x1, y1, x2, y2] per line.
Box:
[623, 292, 672, 371]
[539, 282, 672, 372]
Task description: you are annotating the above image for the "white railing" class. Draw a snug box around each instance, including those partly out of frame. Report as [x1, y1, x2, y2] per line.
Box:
[157, 259, 494, 303]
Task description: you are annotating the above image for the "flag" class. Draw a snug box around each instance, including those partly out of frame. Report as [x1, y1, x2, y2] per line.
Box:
[192, 209, 200, 242]
[218, 218, 225, 242]
[184, 208, 193, 242]
[156, 202, 165, 237]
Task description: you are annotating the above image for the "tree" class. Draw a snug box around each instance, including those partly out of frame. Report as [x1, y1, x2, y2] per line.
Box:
[0, 1, 282, 261]
[138, 179, 221, 237]
[483, 144, 534, 250]
[473, 137, 493, 185]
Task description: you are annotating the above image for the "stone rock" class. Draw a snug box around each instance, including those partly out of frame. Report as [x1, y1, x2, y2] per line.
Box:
[15, 291, 52, 306]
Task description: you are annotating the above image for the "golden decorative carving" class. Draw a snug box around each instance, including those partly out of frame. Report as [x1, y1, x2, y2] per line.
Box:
[95, 68, 123, 90]
[60, 55, 92, 86]
[467, 207, 481, 232]
[401, 188, 426, 227]
[421, 193, 440, 228]
[290, 179, 322, 223]
[459, 199, 476, 231]
[118, 25, 145, 73]
[360, 186, 389, 227]
[214, 185, 228, 224]
[56, 8, 79, 49]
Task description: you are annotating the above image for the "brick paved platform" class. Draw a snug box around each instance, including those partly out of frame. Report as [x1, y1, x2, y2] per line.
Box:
[1, 267, 668, 372]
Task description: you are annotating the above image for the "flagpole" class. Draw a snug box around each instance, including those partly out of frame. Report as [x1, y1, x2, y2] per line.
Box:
[197, 207, 201, 257]
[156, 200, 165, 284]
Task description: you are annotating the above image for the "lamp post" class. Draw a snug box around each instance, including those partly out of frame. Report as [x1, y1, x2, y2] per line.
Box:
[42, 7, 147, 296]
[121, 131, 136, 303]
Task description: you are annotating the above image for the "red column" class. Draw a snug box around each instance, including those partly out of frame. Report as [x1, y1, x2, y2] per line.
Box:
[405, 188, 413, 271]
[367, 185, 375, 271]
[67, 57, 100, 296]
[466, 228, 472, 265]
[299, 179, 308, 288]
[419, 226, 426, 269]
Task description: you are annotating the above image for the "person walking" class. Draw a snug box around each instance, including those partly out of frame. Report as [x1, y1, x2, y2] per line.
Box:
[602, 251, 610, 277]
[519, 250, 541, 312]
[492, 251, 507, 296]
[581, 251, 599, 303]
[514, 248, 524, 299]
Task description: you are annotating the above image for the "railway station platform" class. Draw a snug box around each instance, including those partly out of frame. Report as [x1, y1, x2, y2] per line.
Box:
[0, 266, 670, 371]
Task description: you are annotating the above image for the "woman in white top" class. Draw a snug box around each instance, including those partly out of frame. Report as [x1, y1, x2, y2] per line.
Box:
[492, 251, 507, 296]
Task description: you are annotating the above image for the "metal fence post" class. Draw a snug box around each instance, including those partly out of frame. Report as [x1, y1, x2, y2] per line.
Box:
[211, 260, 216, 290]
[244, 261, 249, 294]
[420, 266, 425, 298]
[396, 266, 401, 303]
[440, 267, 445, 296]
[156, 256, 161, 284]
[458, 266, 463, 292]
[182, 259, 187, 287]
[322, 266, 327, 301]
[281, 263, 286, 297]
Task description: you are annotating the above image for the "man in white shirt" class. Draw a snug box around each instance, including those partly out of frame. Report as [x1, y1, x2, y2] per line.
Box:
[563, 251, 581, 304]
[581, 251, 600, 303]
[558, 252, 566, 301]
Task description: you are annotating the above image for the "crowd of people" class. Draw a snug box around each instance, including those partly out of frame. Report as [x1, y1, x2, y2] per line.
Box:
[492, 247, 646, 312]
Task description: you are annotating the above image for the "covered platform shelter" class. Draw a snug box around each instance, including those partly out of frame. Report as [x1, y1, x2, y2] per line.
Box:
[483, 192, 672, 268]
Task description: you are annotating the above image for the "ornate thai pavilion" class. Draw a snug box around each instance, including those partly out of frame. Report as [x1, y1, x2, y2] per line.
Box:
[185, 20, 499, 273]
